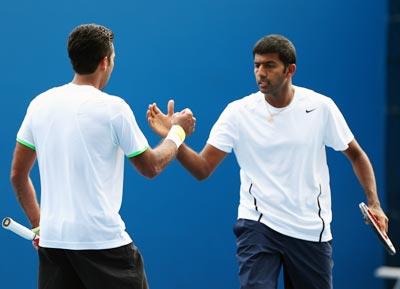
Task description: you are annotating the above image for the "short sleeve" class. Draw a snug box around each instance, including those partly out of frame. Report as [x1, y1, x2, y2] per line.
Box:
[110, 100, 149, 158]
[206, 103, 238, 153]
[323, 98, 354, 151]
[16, 102, 36, 150]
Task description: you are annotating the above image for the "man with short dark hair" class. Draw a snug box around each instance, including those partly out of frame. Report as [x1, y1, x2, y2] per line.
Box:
[147, 34, 388, 289]
[11, 23, 195, 289]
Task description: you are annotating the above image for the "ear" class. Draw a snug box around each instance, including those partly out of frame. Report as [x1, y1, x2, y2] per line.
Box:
[99, 56, 109, 71]
[286, 63, 296, 77]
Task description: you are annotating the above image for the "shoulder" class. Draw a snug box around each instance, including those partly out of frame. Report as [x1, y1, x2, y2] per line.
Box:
[26, 84, 67, 110]
[100, 93, 134, 117]
[224, 91, 262, 113]
[294, 85, 336, 111]
[99, 92, 127, 106]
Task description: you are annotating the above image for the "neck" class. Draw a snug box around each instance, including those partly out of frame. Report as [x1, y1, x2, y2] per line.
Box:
[265, 83, 294, 108]
[72, 74, 103, 90]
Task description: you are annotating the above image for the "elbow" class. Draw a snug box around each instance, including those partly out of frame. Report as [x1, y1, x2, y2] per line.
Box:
[349, 149, 366, 164]
[193, 168, 211, 181]
[142, 165, 162, 179]
[187, 159, 214, 181]
[195, 174, 207, 181]
[10, 169, 20, 186]
[10, 169, 26, 190]
[144, 171, 158, 179]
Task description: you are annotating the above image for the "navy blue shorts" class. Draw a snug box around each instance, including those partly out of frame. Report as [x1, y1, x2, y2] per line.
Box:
[233, 219, 333, 289]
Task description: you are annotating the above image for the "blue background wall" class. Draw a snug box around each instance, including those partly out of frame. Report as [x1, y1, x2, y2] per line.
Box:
[0, 0, 389, 288]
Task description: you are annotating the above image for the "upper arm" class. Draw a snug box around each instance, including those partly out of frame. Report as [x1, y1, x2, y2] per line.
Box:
[207, 103, 238, 154]
[110, 100, 149, 157]
[323, 98, 354, 151]
[11, 142, 37, 179]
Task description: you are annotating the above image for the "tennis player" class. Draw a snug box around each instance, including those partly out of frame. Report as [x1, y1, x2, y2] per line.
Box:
[147, 34, 389, 289]
[10, 23, 195, 289]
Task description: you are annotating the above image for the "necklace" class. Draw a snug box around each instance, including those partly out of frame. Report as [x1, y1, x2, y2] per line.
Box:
[264, 88, 295, 122]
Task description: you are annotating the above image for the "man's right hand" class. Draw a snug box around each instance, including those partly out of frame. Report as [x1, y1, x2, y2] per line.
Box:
[171, 108, 196, 136]
[32, 226, 40, 250]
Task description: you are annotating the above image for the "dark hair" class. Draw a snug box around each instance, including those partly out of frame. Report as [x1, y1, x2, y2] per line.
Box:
[67, 24, 114, 74]
[253, 34, 296, 68]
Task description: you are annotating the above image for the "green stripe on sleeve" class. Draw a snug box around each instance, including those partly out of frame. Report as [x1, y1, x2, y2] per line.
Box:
[16, 138, 36, 151]
[127, 146, 149, 158]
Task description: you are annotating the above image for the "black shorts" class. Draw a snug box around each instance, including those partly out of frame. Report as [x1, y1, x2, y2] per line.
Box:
[38, 243, 148, 289]
[234, 219, 333, 289]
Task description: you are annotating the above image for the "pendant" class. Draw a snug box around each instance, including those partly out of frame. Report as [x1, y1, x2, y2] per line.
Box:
[267, 115, 273, 122]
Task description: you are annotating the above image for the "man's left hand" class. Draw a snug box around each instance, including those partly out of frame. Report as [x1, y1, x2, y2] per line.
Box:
[368, 204, 389, 234]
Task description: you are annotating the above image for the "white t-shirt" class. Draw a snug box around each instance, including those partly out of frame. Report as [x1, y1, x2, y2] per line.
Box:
[207, 86, 354, 242]
[17, 83, 149, 249]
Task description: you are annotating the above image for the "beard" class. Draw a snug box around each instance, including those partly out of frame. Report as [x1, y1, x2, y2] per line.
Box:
[258, 76, 286, 95]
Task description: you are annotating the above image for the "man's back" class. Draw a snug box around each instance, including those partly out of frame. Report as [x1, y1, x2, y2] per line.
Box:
[17, 83, 148, 249]
[10, 24, 196, 289]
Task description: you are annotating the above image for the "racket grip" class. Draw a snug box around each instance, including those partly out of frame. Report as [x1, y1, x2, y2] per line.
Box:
[2, 217, 36, 240]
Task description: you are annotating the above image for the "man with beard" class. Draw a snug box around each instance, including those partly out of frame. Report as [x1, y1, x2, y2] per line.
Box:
[146, 34, 388, 289]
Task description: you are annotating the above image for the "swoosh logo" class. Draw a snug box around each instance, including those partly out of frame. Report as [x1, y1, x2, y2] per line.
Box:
[306, 108, 317, 113]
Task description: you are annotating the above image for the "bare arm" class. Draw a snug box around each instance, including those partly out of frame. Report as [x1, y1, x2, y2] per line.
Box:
[131, 107, 196, 178]
[342, 139, 388, 232]
[146, 101, 227, 180]
[10, 143, 40, 228]
[129, 140, 178, 178]
[177, 143, 227, 180]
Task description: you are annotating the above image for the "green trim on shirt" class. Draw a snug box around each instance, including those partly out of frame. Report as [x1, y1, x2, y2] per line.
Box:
[16, 138, 36, 151]
[127, 146, 149, 158]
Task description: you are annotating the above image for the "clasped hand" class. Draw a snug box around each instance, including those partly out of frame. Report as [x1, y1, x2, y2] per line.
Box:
[147, 100, 196, 137]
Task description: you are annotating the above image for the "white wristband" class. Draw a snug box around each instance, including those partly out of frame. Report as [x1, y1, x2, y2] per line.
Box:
[166, 125, 186, 148]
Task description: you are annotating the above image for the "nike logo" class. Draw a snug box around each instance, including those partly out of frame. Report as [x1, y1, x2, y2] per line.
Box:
[306, 108, 317, 113]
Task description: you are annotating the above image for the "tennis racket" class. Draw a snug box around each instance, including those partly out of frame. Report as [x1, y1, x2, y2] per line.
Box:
[359, 202, 396, 255]
[2, 217, 38, 241]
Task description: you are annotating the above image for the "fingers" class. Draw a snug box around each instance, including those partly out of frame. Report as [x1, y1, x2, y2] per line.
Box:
[153, 103, 163, 115]
[150, 103, 161, 114]
[147, 101, 195, 136]
[32, 236, 39, 250]
[148, 102, 169, 117]
[192, 117, 196, 133]
[167, 99, 175, 116]
[376, 217, 387, 233]
[370, 208, 389, 234]
[146, 108, 152, 119]
[147, 100, 184, 117]
[171, 110, 196, 136]
[147, 104, 154, 116]
[183, 108, 193, 114]
[179, 108, 193, 115]
[382, 216, 389, 234]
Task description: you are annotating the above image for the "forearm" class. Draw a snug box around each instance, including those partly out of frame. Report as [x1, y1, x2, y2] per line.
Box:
[177, 144, 211, 180]
[130, 138, 184, 179]
[350, 151, 380, 207]
[11, 176, 40, 227]
[149, 139, 179, 176]
[343, 139, 388, 232]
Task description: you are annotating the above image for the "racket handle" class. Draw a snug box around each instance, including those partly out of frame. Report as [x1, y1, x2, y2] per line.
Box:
[2, 217, 36, 240]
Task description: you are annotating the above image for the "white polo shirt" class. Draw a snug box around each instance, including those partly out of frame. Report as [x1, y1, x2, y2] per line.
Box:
[207, 85, 354, 242]
[17, 83, 149, 249]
